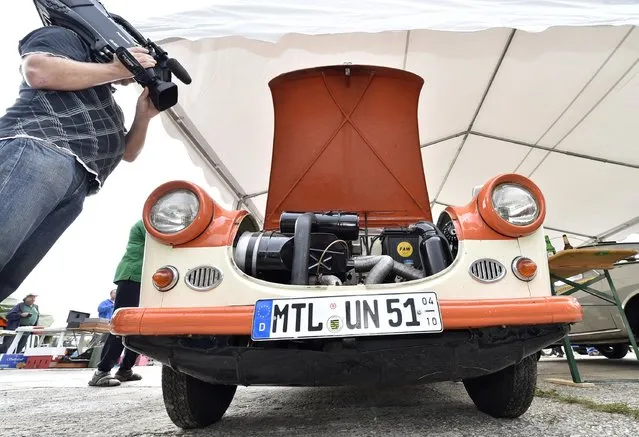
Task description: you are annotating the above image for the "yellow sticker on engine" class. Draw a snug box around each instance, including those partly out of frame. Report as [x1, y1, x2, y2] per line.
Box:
[396, 241, 413, 258]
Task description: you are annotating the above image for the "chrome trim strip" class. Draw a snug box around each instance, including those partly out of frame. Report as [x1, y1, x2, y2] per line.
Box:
[511, 256, 537, 282]
[154, 265, 179, 292]
[468, 258, 506, 283]
[184, 265, 224, 291]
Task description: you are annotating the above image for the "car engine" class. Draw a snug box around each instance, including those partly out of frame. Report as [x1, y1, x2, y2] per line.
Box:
[234, 212, 457, 286]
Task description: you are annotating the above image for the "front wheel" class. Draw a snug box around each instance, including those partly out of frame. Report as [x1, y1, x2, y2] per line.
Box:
[162, 365, 237, 429]
[463, 354, 537, 418]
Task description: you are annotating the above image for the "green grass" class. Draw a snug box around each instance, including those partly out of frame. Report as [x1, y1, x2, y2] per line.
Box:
[535, 388, 639, 420]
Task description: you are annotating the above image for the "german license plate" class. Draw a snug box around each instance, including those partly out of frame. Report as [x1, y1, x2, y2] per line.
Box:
[251, 292, 442, 341]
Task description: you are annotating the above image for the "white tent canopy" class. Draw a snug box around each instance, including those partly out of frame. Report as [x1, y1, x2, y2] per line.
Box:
[105, 0, 639, 247]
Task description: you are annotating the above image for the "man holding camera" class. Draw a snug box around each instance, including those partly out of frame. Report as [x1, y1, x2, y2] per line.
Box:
[0, 25, 160, 303]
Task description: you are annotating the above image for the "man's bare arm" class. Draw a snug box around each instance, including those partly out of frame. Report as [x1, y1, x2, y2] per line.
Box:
[122, 88, 160, 162]
[122, 116, 151, 162]
[23, 47, 156, 91]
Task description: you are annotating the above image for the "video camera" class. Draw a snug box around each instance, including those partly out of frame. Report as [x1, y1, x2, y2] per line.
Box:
[33, 0, 192, 111]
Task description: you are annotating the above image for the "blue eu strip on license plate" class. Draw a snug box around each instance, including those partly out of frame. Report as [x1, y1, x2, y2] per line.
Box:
[252, 300, 274, 340]
[251, 292, 442, 341]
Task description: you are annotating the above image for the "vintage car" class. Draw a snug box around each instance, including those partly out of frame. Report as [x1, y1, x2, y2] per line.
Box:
[551, 241, 639, 358]
[111, 64, 583, 429]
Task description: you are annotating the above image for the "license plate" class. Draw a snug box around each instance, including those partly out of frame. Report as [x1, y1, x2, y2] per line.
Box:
[251, 292, 443, 341]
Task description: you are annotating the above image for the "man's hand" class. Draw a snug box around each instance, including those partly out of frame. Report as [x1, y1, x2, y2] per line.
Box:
[20, 312, 30, 318]
[111, 47, 157, 80]
[113, 78, 136, 86]
[135, 87, 161, 120]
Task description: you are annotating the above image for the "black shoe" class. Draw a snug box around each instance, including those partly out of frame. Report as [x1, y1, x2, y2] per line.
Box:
[88, 370, 121, 387]
[115, 369, 142, 382]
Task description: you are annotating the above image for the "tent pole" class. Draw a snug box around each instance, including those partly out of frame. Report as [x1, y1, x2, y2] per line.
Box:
[582, 216, 639, 246]
[430, 29, 517, 208]
[471, 131, 639, 170]
[164, 105, 264, 224]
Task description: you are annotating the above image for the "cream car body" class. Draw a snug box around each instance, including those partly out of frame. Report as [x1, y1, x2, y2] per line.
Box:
[111, 64, 582, 429]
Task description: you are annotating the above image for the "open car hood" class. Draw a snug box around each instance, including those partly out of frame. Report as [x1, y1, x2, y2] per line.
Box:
[263, 64, 432, 230]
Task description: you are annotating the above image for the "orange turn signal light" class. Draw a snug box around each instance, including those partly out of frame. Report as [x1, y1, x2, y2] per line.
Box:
[512, 257, 537, 281]
[152, 266, 179, 291]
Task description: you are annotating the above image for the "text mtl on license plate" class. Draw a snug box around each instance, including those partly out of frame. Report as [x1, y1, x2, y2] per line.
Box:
[251, 292, 442, 340]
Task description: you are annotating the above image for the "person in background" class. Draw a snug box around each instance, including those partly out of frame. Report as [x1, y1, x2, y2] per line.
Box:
[1, 294, 40, 353]
[586, 346, 600, 356]
[550, 345, 564, 358]
[89, 220, 145, 387]
[98, 289, 117, 320]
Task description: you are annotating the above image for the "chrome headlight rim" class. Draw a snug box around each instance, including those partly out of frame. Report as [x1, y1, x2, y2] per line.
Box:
[143, 181, 215, 246]
[477, 174, 546, 238]
[491, 182, 540, 227]
[149, 188, 201, 235]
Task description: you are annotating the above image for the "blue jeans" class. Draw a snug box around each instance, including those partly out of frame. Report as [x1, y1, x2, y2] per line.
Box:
[0, 137, 89, 302]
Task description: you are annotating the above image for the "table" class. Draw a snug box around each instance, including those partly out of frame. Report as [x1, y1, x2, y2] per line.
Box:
[3, 324, 110, 356]
[548, 248, 639, 383]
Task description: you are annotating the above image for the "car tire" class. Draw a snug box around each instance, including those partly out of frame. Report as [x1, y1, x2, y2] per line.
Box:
[161, 365, 237, 429]
[625, 296, 639, 337]
[596, 344, 628, 359]
[463, 354, 537, 418]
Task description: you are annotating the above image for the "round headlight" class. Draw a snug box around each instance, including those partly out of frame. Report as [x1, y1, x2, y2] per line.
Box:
[150, 189, 200, 234]
[491, 183, 539, 226]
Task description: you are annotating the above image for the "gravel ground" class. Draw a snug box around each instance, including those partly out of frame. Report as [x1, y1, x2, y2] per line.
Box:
[538, 354, 639, 409]
[1, 356, 638, 437]
[537, 379, 639, 410]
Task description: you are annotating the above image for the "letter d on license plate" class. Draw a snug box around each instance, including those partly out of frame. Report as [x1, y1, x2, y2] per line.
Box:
[251, 292, 443, 341]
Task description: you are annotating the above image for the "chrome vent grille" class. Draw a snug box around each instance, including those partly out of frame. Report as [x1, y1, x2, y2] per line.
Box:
[469, 259, 506, 283]
[185, 266, 223, 291]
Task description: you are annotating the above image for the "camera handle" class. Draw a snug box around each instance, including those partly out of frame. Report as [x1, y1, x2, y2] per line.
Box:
[114, 46, 155, 85]
[115, 46, 178, 111]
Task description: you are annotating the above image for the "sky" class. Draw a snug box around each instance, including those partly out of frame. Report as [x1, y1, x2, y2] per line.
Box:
[0, 2, 226, 324]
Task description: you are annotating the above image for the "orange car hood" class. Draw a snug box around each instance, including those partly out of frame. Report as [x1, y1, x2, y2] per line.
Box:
[263, 64, 432, 230]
